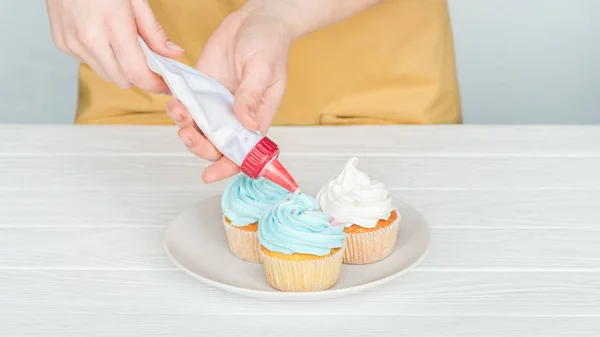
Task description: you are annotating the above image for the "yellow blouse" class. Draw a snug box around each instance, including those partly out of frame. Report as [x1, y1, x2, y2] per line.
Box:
[75, 0, 461, 125]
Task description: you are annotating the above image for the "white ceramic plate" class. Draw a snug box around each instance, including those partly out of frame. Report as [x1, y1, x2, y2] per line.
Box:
[164, 195, 431, 300]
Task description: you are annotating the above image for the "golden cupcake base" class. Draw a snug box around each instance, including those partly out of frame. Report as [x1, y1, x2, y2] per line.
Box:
[260, 246, 344, 292]
[222, 217, 261, 263]
[343, 211, 400, 264]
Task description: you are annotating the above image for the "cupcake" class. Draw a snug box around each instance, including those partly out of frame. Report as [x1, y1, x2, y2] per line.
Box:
[316, 157, 399, 264]
[221, 173, 292, 263]
[258, 193, 346, 292]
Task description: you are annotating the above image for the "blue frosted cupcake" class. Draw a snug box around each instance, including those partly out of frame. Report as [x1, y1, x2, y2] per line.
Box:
[221, 174, 292, 263]
[258, 193, 346, 292]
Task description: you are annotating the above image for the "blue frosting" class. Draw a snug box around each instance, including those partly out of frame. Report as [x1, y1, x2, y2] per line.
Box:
[221, 174, 292, 226]
[258, 193, 347, 256]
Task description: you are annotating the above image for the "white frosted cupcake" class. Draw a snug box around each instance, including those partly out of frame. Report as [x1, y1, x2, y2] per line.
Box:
[316, 157, 399, 264]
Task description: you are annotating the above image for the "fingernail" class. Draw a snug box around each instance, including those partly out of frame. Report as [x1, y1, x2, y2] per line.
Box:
[166, 40, 184, 52]
[166, 106, 182, 122]
[181, 137, 193, 146]
[170, 113, 182, 122]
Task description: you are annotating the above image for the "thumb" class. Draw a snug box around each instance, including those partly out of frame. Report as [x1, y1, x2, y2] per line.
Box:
[131, 0, 184, 57]
[234, 62, 273, 132]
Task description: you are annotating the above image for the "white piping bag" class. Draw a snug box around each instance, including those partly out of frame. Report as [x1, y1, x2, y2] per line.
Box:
[138, 37, 299, 192]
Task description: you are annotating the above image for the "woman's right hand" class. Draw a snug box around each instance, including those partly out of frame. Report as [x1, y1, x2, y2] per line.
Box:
[46, 0, 184, 93]
[167, 8, 295, 184]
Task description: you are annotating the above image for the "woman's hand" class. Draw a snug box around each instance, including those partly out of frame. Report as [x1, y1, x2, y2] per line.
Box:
[46, 0, 184, 93]
[167, 9, 293, 183]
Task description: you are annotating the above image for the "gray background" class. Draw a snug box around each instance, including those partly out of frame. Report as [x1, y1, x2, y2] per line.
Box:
[0, 0, 598, 124]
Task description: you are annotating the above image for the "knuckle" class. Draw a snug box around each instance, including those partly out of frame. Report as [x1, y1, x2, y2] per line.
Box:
[74, 28, 87, 42]
[146, 20, 165, 37]
[240, 90, 262, 108]
[52, 34, 68, 52]
[143, 83, 166, 94]
[56, 40, 69, 53]
[104, 16, 120, 28]
[130, 74, 166, 94]
[64, 38, 78, 52]
[75, 28, 101, 45]
[117, 81, 132, 90]
[123, 68, 147, 85]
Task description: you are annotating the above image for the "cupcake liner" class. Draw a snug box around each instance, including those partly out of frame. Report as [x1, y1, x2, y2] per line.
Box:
[222, 218, 262, 264]
[260, 247, 344, 292]
[343, 218, 400, 265]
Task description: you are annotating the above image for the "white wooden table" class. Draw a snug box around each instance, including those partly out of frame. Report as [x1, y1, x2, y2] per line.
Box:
[1, 125, 599, 336]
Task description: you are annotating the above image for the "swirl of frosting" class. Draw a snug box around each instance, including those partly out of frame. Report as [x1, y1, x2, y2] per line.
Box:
[316, 157, 396, 228]
[221, 174, 292, 226]
[258, 193, 346, 256]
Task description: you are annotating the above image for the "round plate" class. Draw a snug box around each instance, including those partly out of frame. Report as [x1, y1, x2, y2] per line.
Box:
[164, 195, 431, 300]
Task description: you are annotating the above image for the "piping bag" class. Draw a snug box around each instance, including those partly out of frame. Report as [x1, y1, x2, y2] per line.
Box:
[138, 37, 299, 193]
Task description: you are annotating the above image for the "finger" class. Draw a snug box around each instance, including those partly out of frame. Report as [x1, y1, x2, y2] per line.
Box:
[108, 13, 170, 94]
[131, 0, 184, 57]
[234, 62, 274, 131]
[89, 39, 131, 89]
[47, 7, 67, 53]
[254, 78, 286, 135]
[64, 38, 111, 82]
[73, 26, 130, 89]
[177, 126, 222, 161]
[202, 157, 240, 183]
[167, 100, 194, 127]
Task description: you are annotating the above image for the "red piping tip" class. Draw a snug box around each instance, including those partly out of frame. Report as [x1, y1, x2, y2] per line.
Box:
[261, 158, 299, 193]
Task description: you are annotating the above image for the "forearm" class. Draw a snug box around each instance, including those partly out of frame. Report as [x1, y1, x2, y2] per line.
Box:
[242, 0, 386, 39]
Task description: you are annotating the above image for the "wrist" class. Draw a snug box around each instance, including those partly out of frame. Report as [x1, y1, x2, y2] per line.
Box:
[242, 0, 387, 39]
[240, 0, 308, 40]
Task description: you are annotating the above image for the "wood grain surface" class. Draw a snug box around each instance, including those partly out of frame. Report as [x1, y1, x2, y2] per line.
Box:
[1, 125, 599, 336]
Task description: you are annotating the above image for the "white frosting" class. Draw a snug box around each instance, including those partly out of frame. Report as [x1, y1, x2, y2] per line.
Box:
[316, 158, 396, 228]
